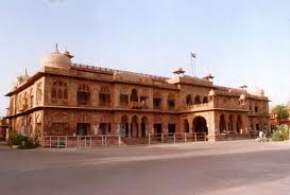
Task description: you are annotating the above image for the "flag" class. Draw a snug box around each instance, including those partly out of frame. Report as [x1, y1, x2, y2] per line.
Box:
[191, 52, 196, 58]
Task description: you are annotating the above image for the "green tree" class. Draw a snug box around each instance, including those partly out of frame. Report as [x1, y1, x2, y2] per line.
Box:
[272, 105, 289, 119]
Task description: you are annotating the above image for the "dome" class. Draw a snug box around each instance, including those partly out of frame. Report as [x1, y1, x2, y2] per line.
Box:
[41, 46, 72, 69]
[12, 70, 30, 89]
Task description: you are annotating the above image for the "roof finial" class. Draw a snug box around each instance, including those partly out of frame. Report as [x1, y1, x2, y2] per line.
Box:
[55, 43, 59, 53]
[24, 67, 28, 76]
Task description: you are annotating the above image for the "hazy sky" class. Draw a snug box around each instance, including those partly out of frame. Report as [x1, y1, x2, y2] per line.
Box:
[1, 0, 290, 115]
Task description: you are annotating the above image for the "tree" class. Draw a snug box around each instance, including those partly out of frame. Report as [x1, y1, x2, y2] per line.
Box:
[272, 105, 289, 120]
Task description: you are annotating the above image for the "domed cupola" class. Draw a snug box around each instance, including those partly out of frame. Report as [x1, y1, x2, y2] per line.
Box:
[41, 44, 73, 69]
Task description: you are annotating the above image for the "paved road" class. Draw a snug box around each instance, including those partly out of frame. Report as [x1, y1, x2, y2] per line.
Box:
[1, 141, 290, 195]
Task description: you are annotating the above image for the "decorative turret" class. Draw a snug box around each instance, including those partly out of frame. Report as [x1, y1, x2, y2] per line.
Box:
[12, 68, 30, 89]
[239, 93, 246, 101]
[203, 73, 214, 81]
[208, 89, 215, 96]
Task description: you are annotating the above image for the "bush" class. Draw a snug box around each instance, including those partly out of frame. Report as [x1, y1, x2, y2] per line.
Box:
[272, 125, 289, 141]
[9, 134, 39, 149]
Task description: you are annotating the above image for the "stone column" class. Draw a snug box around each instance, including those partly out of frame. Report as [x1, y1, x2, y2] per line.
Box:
[94, 123, 99, 135]
[207, 112, 217, 142]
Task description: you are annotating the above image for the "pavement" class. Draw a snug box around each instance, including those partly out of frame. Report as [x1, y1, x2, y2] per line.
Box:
[1, 140, 290, 195]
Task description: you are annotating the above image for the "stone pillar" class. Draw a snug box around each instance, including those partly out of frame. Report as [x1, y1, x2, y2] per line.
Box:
[207, 112, 217, 142]
[148, 122, 154, 135]
[162, 122, 168, 135]
[93, 123, 99, 135]
[189, 119, 193, 133]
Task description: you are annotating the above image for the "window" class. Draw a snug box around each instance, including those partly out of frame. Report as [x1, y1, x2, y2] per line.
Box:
[52, 88, 56, 98]
[168, 124, 176, 134]
[194, 96, 201, 104]
[99, 86, 111, 106]
[76, 123, 90, 136]
[98, 123, 111, 135]
[255, 106, 258, 112]
[167, 94, 175, 110]
[130, 89, 138, 102]
[120, 94, 129, 106]
[50, 122, 69, 136]
[77, 84, 90, 105]
[186, 95, 192, 106]
[153, 98, 162, 109]
[202, 97, 208, 103]
[140, 96, 148, 108]
[51, 81, 68, 104]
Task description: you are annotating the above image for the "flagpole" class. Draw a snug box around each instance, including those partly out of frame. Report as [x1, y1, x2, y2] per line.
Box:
[190, 52, 196, 76]
[190, 53, 194, 76]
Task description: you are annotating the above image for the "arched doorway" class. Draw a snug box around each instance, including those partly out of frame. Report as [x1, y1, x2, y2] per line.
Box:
[184, 119, 189, 133]
[131, 116, 139, 138]
[228, 115, 234, 131]
[120, 115, 129, 137]
[193, 116, 208, 133]
[236, 115, 242, 134]
[219, 114, 226, 133]
[141, 116, 148, 138]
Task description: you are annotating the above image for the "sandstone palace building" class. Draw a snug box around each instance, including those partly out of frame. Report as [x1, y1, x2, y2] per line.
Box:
[4, 47, 270, 143]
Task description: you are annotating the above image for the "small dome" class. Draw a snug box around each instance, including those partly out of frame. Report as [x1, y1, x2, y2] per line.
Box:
[41, 46, 72, 69]
[209, 89, 215, 96]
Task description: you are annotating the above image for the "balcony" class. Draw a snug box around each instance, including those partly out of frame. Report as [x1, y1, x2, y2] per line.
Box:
[130, 102, 148, 109]
[184, 103, 211, 111]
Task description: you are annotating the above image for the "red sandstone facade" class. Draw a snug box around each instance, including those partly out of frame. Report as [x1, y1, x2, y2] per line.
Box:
[4, 48, 270, 142]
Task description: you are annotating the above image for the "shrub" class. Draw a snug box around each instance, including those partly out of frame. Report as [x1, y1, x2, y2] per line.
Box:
[9, 134, 39, 149]
[9, 134, 28, 145]
[272, 125, 289, 141]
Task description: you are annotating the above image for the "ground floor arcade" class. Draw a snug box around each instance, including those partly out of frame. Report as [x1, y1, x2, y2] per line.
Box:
[6, 108, 270, 143]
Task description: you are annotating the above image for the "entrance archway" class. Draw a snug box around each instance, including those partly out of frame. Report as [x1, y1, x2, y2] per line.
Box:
[236, 115, 242, 134]
[131, 116, 139, 138]
[228, 115, 234, 131]
[120, 115, 129, 137]
[193, 116, 208, 133]
[184, 119, 189, 133]
[219, 114, 226, 133]
[141, 116, 148, 138]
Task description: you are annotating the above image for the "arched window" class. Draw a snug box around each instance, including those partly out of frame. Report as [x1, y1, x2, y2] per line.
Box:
[167, 93, 175, 110]
[51, 81, 68, 103]
[153, 92, 162, 110]
[186, 95, 192, 106]
[52, 88, 57, 98]
[130, 89, 138, 102]
[99, 86, 111, 106]
[203, 97, 208, 103]
[64, 88, 68, 99]
[194, 96, 201, 104]
[58, 88, 63, 99]
[254, 106, 259, 113]
[77, 84, 90, 105]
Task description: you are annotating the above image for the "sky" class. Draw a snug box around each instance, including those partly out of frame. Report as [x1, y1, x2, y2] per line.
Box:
[0, 0, 290, 115]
